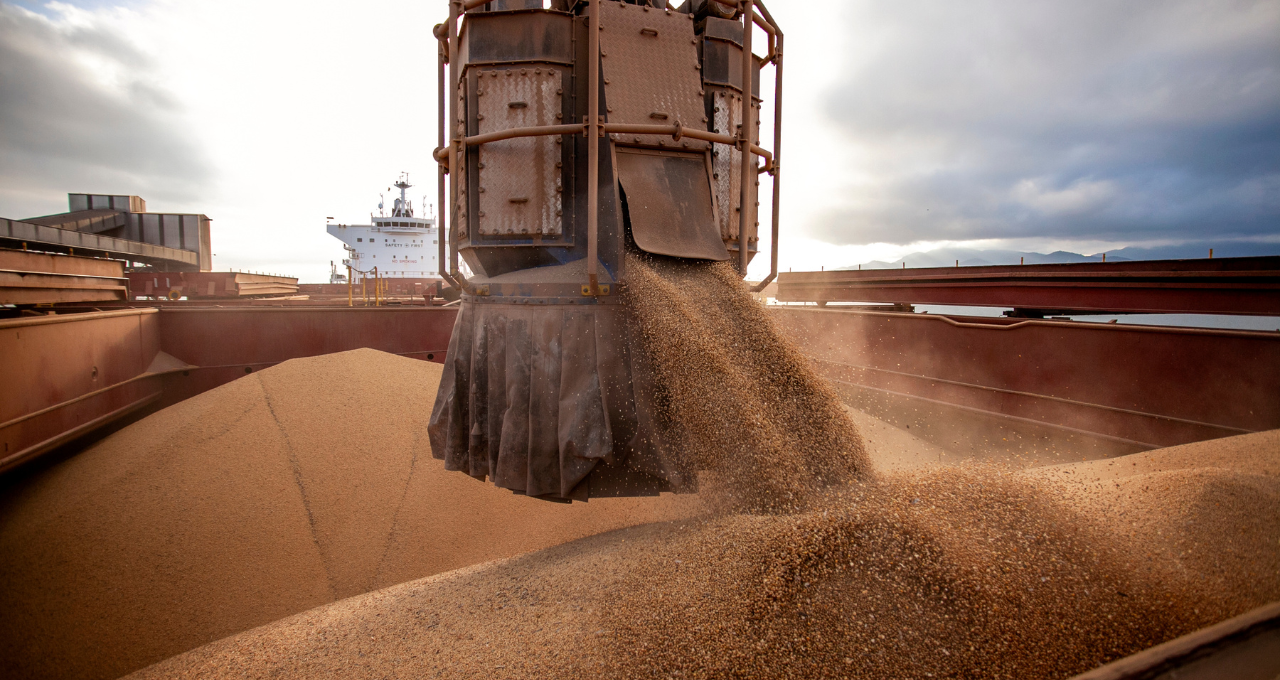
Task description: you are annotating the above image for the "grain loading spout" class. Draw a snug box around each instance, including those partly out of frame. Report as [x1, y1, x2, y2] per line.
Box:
[429, 0, 783, 502]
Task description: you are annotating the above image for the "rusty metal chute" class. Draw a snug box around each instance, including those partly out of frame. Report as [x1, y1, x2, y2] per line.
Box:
[428, 0, 783, 501]
[429, 301, 695, 501]
[616, 150, 729, 261]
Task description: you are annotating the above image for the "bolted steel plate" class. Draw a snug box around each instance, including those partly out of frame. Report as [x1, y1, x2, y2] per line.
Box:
[616, 150, 728, 261]
[476, 67, 565, 238]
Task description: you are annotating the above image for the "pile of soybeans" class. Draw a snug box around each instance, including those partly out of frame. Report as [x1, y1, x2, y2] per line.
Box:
[126, 431, 1280, 680]
[131, 258, 1280, 679]
[2, 257, 1277, 680]
[0, 348, 702, 680]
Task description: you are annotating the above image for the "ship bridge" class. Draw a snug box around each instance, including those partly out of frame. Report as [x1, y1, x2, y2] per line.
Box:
[326, 174, 441, 281]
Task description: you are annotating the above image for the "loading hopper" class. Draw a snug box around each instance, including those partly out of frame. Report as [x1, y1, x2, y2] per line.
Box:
[429, 0, 783, 501]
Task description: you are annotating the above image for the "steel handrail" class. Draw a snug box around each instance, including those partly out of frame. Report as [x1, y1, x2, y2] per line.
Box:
[437, 25, 460, 292]
[587, 0, 601, 294]
[464, 123, 592, 148]
[601, 123, 774, 166]
[447, 1, 463, 291]
[433, 122, 773, 170]
[754, 26, 782, 293]
[737, 0, 755, 280]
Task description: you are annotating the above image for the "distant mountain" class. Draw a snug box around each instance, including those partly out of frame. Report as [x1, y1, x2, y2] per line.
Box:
[1106, 242, 1280, 261]
[850, 248, 1120, 270]
[844, 240, 1280, 270]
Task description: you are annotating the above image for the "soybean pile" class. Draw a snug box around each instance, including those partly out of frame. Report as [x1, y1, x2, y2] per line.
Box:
[130, 432, 1279, 680]
[129, 259, 1278, 679]
[0, 349, 703, 680]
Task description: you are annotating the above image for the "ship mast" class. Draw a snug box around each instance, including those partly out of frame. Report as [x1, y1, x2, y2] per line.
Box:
[392, 173, 413, 217]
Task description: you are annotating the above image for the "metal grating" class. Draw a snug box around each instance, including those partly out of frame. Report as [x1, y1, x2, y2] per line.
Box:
[456, 83, 470, 239]
[599, 0, 709, 150]
[709, 88, 760, 242]
[476, 67, 565, 238]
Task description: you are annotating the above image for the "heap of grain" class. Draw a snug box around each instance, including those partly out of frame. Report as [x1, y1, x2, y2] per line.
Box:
[131, 431, 1280, 679]
[125, 259, 1280, 679]
[0, 348, 702, 680]
[9, 254, 1278, 680]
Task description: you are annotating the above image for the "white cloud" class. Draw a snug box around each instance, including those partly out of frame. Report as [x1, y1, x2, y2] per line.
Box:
[2, 0, 1277, 282]
[1009, 177, 1118, 215]
[807, 0, 1280, 248]
[2, 0, 450, 281]
[0, 2, 213, 216]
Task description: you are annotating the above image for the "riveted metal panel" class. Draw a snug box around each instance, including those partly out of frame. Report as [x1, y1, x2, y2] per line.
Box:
[476, 67, 565, 238]
[700, 39, 761, 95]
[709, 87, 759, 243]
[599, 0, 709, 151]
[455, 82, 470, 240]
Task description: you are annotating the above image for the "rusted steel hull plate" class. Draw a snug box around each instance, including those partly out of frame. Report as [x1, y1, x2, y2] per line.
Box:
[768, 307, 1280, 455]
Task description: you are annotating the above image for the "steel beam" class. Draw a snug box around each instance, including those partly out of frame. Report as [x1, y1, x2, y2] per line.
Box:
[0, 250, 128, 304]
[776, 256, 1280, 316]
[23, 208, 130, 234]
[125, 272, 300, 300]
[1, 218, 199, 271]
[0, 271, 128, 305]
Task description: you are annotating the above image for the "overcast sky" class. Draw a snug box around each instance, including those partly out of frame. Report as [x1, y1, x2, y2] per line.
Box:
[1, 0, 1277, 281]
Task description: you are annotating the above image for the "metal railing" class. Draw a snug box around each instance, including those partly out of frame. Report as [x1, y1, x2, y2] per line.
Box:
[346, 265, 385, 307]
[434, 0, 782, 295]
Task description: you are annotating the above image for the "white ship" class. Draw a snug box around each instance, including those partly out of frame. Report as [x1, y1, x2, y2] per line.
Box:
[327, 174, 439, 284]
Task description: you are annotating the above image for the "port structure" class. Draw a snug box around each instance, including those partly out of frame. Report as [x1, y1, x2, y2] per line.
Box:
[421, 0, 787, 502]
[432, 0, 782, 295]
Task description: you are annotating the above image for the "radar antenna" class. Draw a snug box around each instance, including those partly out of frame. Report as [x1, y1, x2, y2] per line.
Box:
[393, 173, 413, 217]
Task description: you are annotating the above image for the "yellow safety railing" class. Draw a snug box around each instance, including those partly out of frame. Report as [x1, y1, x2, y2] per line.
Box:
[346, 265, 381, 307]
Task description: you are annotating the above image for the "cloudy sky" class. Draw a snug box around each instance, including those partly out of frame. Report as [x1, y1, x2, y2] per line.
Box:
[1, 0, 1277, 281]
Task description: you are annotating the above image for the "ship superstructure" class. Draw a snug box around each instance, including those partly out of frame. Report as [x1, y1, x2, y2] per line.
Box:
[326, 174, 439, 283]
